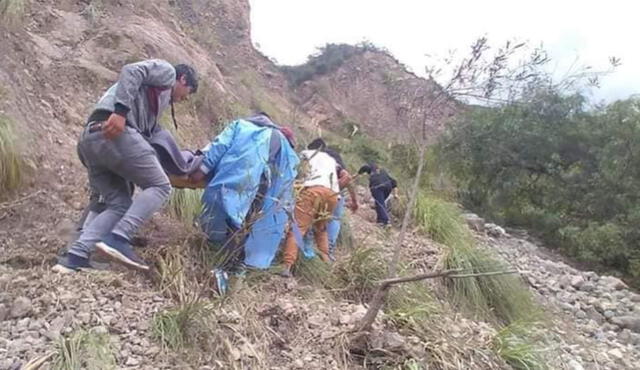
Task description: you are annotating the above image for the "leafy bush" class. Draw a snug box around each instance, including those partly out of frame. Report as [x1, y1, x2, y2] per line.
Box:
[438, 93, 640, 285]
[280, 42, 383, 86]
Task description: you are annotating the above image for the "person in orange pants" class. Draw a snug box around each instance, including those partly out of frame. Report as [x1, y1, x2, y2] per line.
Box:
[281, 148, 341, 277]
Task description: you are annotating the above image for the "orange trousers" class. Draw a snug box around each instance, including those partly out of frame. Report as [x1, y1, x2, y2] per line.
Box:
[283, 186, 338, 267]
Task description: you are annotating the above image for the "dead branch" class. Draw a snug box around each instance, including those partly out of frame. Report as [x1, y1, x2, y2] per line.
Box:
[354, 268, 523, 332]
[0, 190, 44, 211]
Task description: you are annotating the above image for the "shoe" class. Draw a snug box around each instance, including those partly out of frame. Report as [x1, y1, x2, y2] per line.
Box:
[52, 253, 92, 274]
[211, 268, 229, 295]
[96, 233, 149, 271]
[279, 266, 293, 278]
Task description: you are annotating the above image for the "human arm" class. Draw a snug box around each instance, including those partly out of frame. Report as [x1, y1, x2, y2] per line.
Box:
[103, 59, 176, 139]
[338, 169, 358, 212]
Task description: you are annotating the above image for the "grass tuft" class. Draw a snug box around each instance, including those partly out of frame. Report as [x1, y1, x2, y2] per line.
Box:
[387, 280, 437, 326]
[167, 188, 203, 227]
[416, 192, 538, 324]
[0, 114, 22, 197]
[493, 322, 547, 370]
[151, 301, 213, 351]
[294, 255, 337, 289]
[333, 246, 387, 303]
[0, 0, 26, 26]
[52, 329, 116, 370]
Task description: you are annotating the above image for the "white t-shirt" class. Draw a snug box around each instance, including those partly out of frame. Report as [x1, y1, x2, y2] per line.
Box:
[300, 150, 340, 193]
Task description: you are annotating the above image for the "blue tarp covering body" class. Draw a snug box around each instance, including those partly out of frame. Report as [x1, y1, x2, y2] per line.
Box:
[200, 118, 299, 268]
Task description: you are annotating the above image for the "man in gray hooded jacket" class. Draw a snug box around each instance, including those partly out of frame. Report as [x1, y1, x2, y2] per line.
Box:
[54, 59, 198, 273]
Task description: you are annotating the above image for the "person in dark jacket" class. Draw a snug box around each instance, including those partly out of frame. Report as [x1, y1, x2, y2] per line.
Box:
[54, 59, 198, 273]
[358, 163, 397, 225]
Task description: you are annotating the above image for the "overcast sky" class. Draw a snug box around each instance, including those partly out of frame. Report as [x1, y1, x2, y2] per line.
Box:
[249, 0, 639, 103]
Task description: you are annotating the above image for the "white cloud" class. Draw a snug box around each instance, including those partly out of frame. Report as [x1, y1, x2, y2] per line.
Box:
[249, 0, 639, 102]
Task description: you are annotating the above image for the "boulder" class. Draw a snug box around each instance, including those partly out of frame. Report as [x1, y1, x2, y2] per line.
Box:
[462, 213, 484, 232]
[485, 223, 506, 238]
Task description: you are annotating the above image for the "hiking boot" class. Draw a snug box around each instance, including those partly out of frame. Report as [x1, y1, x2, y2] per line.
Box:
[96, 233, 149, 271]
[279, 266, 293, 278]
[52, 253, 92, 274]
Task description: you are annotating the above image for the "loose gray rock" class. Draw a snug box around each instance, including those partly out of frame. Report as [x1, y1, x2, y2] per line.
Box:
[0, 303, 8, 321]
[610, 316, 640, 333]
[125, 356, 140, 366]
[571, 275, 586, 289]
[567, 359, 585, 370]
[579, 282, 596, 292]
[9, 297, 32, 319]
[462, 213, 485, 232]
[600, 276, 628, 291]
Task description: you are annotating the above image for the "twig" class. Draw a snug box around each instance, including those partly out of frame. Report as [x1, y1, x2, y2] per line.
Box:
[376, 268, 462, 287]
[0, 190, 44, 211]
[448, 269, 520, 278]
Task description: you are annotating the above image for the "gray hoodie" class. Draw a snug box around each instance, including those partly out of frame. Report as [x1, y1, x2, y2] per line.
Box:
[91, 59, 176, 138]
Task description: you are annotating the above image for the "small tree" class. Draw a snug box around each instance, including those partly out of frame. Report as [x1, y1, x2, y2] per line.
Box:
[353, 37, 614, 331]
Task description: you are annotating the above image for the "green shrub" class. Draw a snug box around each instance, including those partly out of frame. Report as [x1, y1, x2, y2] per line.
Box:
[0, 115, 22, 197]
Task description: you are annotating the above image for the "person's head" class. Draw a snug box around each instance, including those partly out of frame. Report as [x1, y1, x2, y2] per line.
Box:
[358, 162, 377, 175]
[172, 64, 198, 102]
[307, 138, 327, 150]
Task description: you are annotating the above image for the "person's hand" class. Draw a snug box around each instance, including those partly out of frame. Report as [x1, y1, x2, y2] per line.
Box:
[103, 113, 126, 139]
[349, 200, 358, 213]
[189, 169, 206, 184]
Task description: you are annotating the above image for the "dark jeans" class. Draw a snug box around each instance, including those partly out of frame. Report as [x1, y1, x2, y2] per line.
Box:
[371, 186, 391, 225]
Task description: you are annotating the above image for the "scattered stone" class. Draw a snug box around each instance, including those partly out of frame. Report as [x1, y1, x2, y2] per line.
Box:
[570, 275, 586, 289]
[567, 359, 585, 370]
[125, 357, 140, 366]
[485, 223, 506, 238]
[462, 213, 484, 232]
[0, 303, 8, 321]
[610, 316, 640, 333]
[604, 310, 615, 320]
[600, 276, 628, 291]
[579, 282, 596, 292]
[9, 297, 32, 319]
[607, 348, 624, 360]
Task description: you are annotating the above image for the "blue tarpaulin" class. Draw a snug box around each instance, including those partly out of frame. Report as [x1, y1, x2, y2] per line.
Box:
[200, 118, 299, 268]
